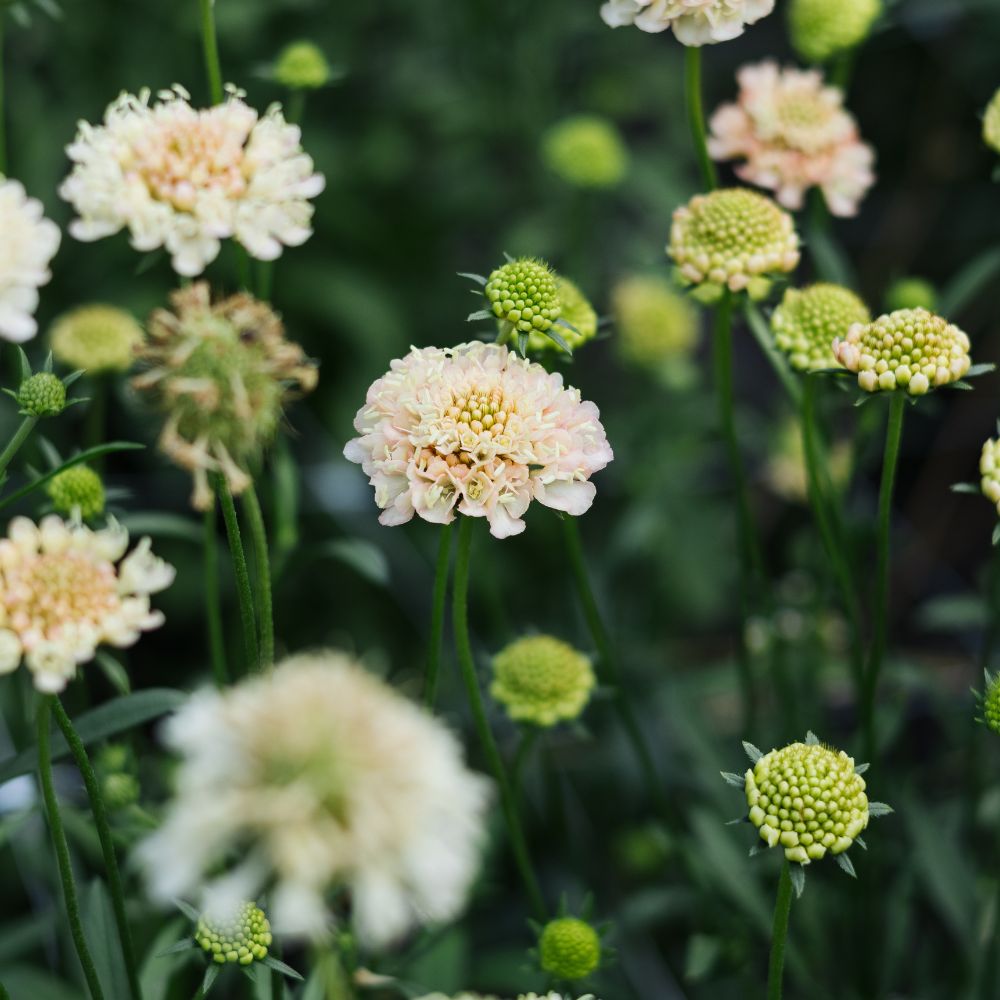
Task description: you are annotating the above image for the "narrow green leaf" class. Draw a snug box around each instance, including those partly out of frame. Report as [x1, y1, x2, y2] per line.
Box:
[742, 741, 763, 763]
[95, 651, 131, 696]
[720, 771, 745, 788]
[950, 482, 980, 495]
[804, 731, 820, 745]
[467, 309, 493, 322]
[868, 801, 894, 818]
[156, 939, 198, 958]
[262, 955, 305, 980]
[938, 246, 1000, 316]
[835, 853, 857, 878]
[854, 762, 870, 775]
[202, 964, 220, 994]
[456, 272, 487, 286]
[789, 865, 806, 898]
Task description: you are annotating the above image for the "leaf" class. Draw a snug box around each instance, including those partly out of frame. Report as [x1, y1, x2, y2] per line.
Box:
[992, 522, 1000, 548]
[854, 762, 870, 775]
[202, 964, 221, 994]
[835, 853, 857, 878]
[950, 482, 980, 494]
[742, 741, 763, 763]
[466, 309, 493, 322]
[262, 955, 305, 980]
[789, 865, 806, 899]
[854, 394, 874, 408]
[804, 731, 820, 745]
[156, 939, 198, 958]
[173, 899, 201, 923]
[517, 332, 529, 357]
[95, 651, 131, 696]
[85, 880, 131, 1000]
[938, 246, 1000, 316]
[966, 363, 997, 378]
[116, 512, 203, 545]
[314, 538, 390, 587]
[720, 771, 745, 788]
[748, 843, 764, 857]
[16, 347, 32, 382]
[868, 801, 894, 818]
[456, 271, 487, 286]
[543, 325, 574, 356]
[855, 836, 868, 851]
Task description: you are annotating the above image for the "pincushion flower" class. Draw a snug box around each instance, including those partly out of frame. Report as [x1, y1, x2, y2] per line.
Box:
[600, 0, 774, 46]
[528, 278, 598, 354]
[196, 901, 272, 966]
[708, 62, 875, 216]
[0, 515, 174, 693]
[978, 670, 1000, 735]
[980, 437, 1000, 514]
[0, 177, 61, 343]
[771, 283, 871, 371]
[538, 917, 602, 980]
[59, 84, 325, 277]
[138, 651, 490, 947]
[50, 304, 143, 374]
[541, 116, 628, 189]
[344, 342, 613, 539]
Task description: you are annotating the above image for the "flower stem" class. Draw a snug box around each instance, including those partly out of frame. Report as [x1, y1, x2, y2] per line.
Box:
[863, 393, 906, 762]
[767, 860, 794, 1000]
[684, 46, 717, 191]
[0, 416, 38, 481]
[197, 0, 224, 104]
[242, 483, 274, 668]
[0, 16, 7, 176]
[203, 503, 228, 686]
[424, 524, 453, 707]
[453, 515, 547, 921]
[213, 473, 259, 674]
[37, 696, 106, 1000]
[51, 697, 143, 1000]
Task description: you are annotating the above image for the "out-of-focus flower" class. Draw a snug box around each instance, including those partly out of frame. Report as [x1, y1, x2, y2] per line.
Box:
[0, 515, 174, 692]
[491, 635, 595, 726]
[542, 116, 628, 189]
[274, 42, 332, 90]
[771, 283, 870, 371]
[46, 464, 106, 521]
[833, 308, 971, 395]
[885, 277, 936, 313]
[344, 342, 613, 539]
[600, 0, 774, 46]
[986, 89, 1000, 155]
[764, 416, 851, 505]
[528, 278, 598, 353]
[708, 62, 875, 216]
[137, 651, 490, 947]
[538, 917, 602, 980]
[60, 84, 325, 277]
[668, 188, 800, 303]
[416, 995, 499, 1000]
[196, 901, 272, 965]
[518, 994, 598, 1000]
[96, 743, 140, 810]
[132, 283, 317, 510]
[0, 177, 61, 343]
[50, 305, 142, 374]
[980, 438, 1000, 514]
[978, 670, 1000, 734]
[789, 0, 881, 64]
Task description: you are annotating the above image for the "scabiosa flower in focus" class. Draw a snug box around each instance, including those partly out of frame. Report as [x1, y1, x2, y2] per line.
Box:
[538, 917, 602, 980]
[273, 42, 332, 90]
[708, 62, 875, 216]
[832, 308, 972, 395]
[344, 342, 613, 539]
[541, 116, 628, 189]
[0, 515, 174, 693]
[789, 0, 881, 64]
[600, 0, 775, 46]
[485, 258, 561, 339]
[0, 177, 61, 343]
[885, 277, 937, 313]
[16, 372, 67, 417]
[668, 188, 800, 304]
[50, 305, 143, 374]
[46, 464, 106, 521]
[528, 278, 598, 354]
[132, 283, 317, 510]
[771, 283, 870, 371]
[137, 651, 490, 947]
[983, 89, 1000, 155]
[60, 84, 325, 277]
[195, 901, 272, 965]
[491, 635, 596, 727]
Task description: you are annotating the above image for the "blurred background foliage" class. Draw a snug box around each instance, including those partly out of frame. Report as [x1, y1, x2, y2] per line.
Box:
[4, 0, 1000, 997]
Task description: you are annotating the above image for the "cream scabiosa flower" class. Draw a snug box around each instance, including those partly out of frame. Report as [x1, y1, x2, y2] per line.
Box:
[60, 85, 324, 277]
[708, 62, 875, 216]
[0, 178, 61, 343]
[344, 342, 613, 539]
[0, 515, 174, 692]
[137, 651, 490, 948]
[601, 0, 774, 45]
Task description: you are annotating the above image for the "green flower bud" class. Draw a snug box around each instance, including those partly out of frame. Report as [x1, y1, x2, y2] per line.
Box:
[17, 372, 67, 417]
[982, 673, 1000, 734]
[885, 277, 937, 313]
[541, 115, 628, 189]
[49, 304, 143, 375]
[274, 41, 332, 90]
[527, 278, 597, 353]
[490, 635, 595, 727]
[195, 901, 273, 965]
[986, 89, 1000, 155]
[538, 917, 602, 981]
[789, 0, 881, 64]
[981, 438, 1000, 514]
[771, 283, 870, 372]
[485, 258, 561, 337]
[46, 464, 106, 520]
[102, 772, 140, 811]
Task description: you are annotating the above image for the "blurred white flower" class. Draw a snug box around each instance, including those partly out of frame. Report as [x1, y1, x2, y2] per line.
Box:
[600, 0, 774, 46]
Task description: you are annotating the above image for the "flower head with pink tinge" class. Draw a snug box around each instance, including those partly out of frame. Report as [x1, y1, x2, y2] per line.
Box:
[601, 0, 774, 46]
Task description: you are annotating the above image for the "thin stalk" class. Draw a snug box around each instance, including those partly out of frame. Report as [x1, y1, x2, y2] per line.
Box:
[862, 394, 906, 762]
[0, 982, 9, 1000]
[51, 698, 143, 1000]
[197, 0, 224, 104]
[83, 377, 107, 459]
[512, 726, 540, 800]
[242, 483, 274, 668]
[285, 89, 306, 126]
[0, 16, 6, 176]
[453, 516, 547, 920]
[203, 504, 228, 686]
[767, 860, 794, 1000]
[423, 524, 453, 707]
[0, 416, 38, 480]
[213, 473, 259, 674]
[256, 260, 274, 302]
[37, 697, 106, 1000]
[684, 47, 717, 190]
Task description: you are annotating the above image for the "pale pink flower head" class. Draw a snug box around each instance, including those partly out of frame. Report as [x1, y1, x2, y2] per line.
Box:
[708, 62, 875, 216]
[601, 0, 775, 46]
[344, 342, 614, 540]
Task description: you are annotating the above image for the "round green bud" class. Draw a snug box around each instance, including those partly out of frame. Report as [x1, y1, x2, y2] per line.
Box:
[49, 305, 143, 375]
[771, 283, 871, 372]
[789, 0, 882, 64]
[527, 277, 597, 353]
[195, 901, 273, 965]
[984, 675, 1000, 734]
[485, 259, 561, 336]
[541, 115, 628, 189]
[274, 41, 332, 90]
[985, 89, 1000, 155]
[538, 917, 602, 981]
[980, 438, 1000, 514]
[102, 772, 140, 811]
[885, 277, 937, 313]
[490, 635, 595, 727]
[17, 372, 66, 417]
[46, 464, 106, 520]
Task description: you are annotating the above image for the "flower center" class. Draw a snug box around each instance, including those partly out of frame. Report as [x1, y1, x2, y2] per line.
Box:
[425, 384, 517, 470]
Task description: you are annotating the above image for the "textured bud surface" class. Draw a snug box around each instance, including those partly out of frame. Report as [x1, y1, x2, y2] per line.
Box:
[539, 917, 602, 980]
[772, 283, 870, 371]
[195, 901, 272, 965]
[984, 675, 1000, 734]
[980, 438, 1000, 514]
[527, 278, 597, 352]
[486, 259, 561, 336]
[274, 41, 331, 90]
[46, 464, 105, 520]
[17, 372, 66, 417]
[542, 115, 628, 189]
[984, 88, 1000, 155]
[789, 0, 881, 63]
[49, 305, 142, 374]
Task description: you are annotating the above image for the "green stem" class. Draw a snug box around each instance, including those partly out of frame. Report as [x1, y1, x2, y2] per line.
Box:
[0, 416, 38, 480]
[242, 483, 274, 668]
[37, 697, 106, 1000]
[285, 89, 306, 126]
[0, 982, 9, 1000]
[453, 516, 547, 920]
[51, 698, 143, 1000]
[83, 377, 107, 459]
[0, 16, 7, 176]
[213, 473, 259, 674]
[684, 47, 717, 190]
[863, 394, 905, 762]
[767, 860, 794, 1000]
[203, 503, 228, 686]
[424, 524, 453, 707]
[511, 726, 539, 800]
[197, 0, 224, 104]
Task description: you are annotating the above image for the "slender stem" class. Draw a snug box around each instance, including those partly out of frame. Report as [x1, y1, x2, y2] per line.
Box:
[0, 16, 7, 176]
[0, 982, 9, 1000]
[83, 377, 107, 460]
[242, 483, 274, 668]
[511, 726, 539, 800]
[424, 524, 453, 707]
[270, 940, 284, 1000]
[203, 504, 228, 686]
[51, 698, 143, 1000]
[767, 860, 794, 1000]
[684, 47, 717, 191]
[452, 516, 547, 920]
[256, 260, 274, 302]
[863, 394, 905, 762]
[285, 89, 306, 126]
[197, 0, 224, 104]
[0, 416, 38, 480]
[37, 697, 106, 1000]
[213, 473, 259, 674]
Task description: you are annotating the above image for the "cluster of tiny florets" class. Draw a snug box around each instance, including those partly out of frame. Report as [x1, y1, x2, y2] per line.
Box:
[746, 742, 868, 864]
[981, 673, 1000, 734]
[771, 283, 870, 371]
[832, 308, 972, 395]
[789, 0, 881, 64]
[195, 901, 272, 965]
[980, 438, 1000, 515]
[984, 89, 1000, 155]
[486, 259, 561, 336]
[542, 116, 628, 189]
[529, 278, 597, 353]
[46, 464, 106, 520]
[16, 373, 67, 417]
[49, 305, 143, 374]
[538, 917, 602, 981]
